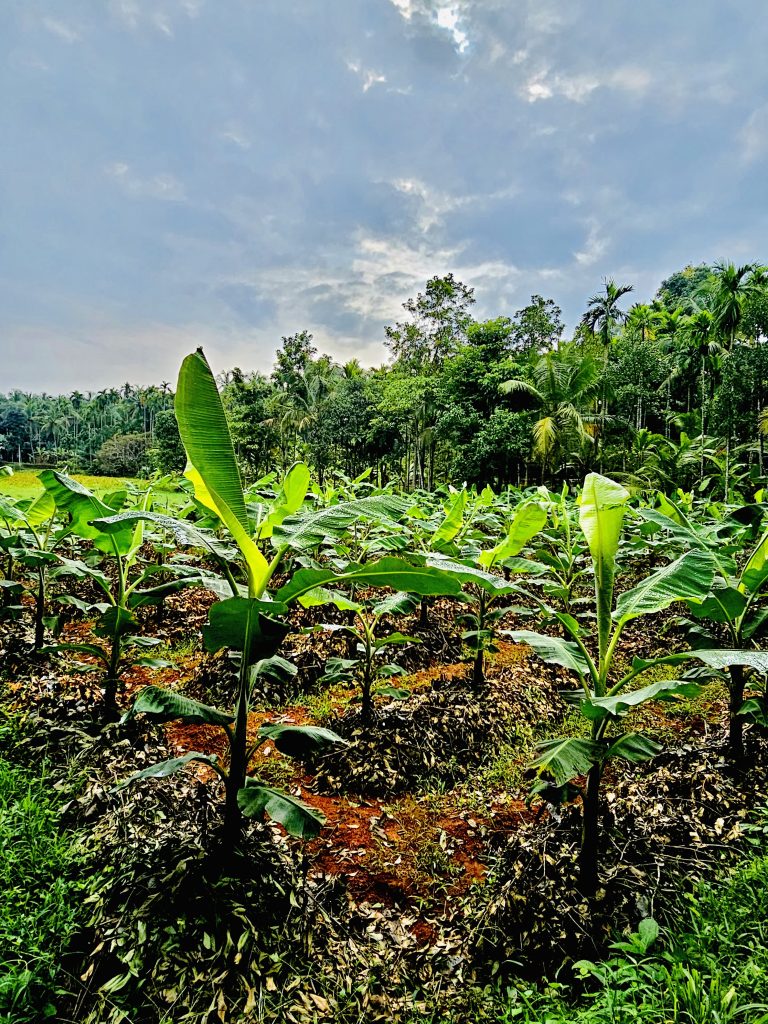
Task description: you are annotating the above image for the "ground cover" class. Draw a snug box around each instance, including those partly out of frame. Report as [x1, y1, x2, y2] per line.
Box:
[0, 468, 184, 510]
[1, 351, 767, 1022]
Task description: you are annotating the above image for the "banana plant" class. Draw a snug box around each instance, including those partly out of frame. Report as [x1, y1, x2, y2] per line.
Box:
[505, 473, 763, 895]
[106, 350, 462, 851]
[302, 590, 419, 722]
[0, 488, 60, 649]
[38, 472, 208, 717]
[530, 483, 590, 613]
[639, 494, 768, 758]
[427, 498, 548, 689]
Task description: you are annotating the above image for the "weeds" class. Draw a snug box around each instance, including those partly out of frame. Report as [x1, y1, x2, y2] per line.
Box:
[0, 724, 84, 1023]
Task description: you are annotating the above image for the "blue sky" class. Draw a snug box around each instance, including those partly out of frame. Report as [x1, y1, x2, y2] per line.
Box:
[3, 0, 767, 391]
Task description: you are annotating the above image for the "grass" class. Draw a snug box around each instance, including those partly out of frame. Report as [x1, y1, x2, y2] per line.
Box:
[0, 468, 186, 510]
[492, 827, 768, 1023]
[0, 724, 84, 1024]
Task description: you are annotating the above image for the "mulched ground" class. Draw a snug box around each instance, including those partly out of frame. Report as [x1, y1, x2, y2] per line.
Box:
[2, 563, 766, 1022]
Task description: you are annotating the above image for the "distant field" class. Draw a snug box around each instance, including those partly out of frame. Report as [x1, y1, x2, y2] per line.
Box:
[0, 469, 186, 510]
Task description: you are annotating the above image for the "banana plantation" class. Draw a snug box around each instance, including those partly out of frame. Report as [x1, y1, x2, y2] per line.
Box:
[2, 346, 768, 1023]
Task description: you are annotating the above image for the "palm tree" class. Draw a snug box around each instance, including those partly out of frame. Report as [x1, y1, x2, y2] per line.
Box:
[625, 303, 660, 345]
[703, 262, 765, 351]
[581, 280, 633, 460]
[700, 263, 767, 494]
[500, 345, 602, 483]
[581, 279, 634, 354]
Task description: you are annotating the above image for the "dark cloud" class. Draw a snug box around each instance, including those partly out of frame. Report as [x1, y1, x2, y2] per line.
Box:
[2, 0, 768, 390]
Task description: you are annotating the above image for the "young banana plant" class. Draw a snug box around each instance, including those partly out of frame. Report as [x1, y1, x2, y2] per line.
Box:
[0, 488, 59, 649]
[508, 474, 768, 895]
[427, 498, 548, 689]
[106, 350, 462, 851]
[38, 472, 207, 717]
[639, 494, 768, 758]
[303, 590, 419, 722]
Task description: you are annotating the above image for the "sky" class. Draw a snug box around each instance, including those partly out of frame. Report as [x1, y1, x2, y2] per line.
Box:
[2, 0, 768, 392]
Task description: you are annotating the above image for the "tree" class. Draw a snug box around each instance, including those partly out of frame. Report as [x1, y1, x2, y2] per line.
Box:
[509, 295, 564, 354]
[656, 263, 711, 311]
[95, 433, 149, 476]
[581, 279, 634, 353]
[500, 345, 602, 483]
[704, 262, 766, 351]
[221, 370, 278, 478]
[385, 274, 475, 368]
[625, 303, 660, 345]
[148, 409, 186, 474]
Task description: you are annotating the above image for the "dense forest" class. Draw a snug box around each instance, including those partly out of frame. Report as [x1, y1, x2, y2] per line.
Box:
[1, 260, 768, 491]
[3, 260, 768, 495]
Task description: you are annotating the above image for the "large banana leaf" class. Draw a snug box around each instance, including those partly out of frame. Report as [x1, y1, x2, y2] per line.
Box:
[256, 462, 311, 539]
[530, 737, 604, 785]
[114, 752, 223, 789]
[275, 558, 463, 604]
[581, 679, 702, 721]
[687, 585, 747, 624]
[636, 507, 705, 548]
[479, 501, 547, 568]
[39, 470, 133, 554]
[237, 781, 325, 839]
[272, 496, 409, 550]
[426, 554, 519, 594]
[578, 474, 629, 664]
[505, 629, 591, 678]
[613, 550, 715, 627]
[202, 597, 289, 657]
[742, 529, 768, 594]
[123, 684, 234, 726]
[176, 350, 269, 595]
[603, 732, 662, 763]
[257, 723, 346, 757]
[431, 489, 467, 548]
[24, 490, 56, 528]
[630, 648, 768, 675]
[91, 509, 242, 589]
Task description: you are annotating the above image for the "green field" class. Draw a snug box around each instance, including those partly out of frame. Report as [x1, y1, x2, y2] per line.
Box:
[0, 469, 185, 511]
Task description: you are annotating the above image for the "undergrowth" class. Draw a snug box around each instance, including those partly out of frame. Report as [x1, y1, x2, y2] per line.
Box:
[0, 722, 84, 1024]
[492, 816, 768, 1024]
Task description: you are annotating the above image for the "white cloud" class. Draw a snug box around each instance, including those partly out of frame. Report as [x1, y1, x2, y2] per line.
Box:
[388, 0, 471, 54]
[220, 125, 251, 149]
[435, 6, 469, 53]
[41, 18, 81, 43]
[523, 69, 599, 103]
[388, 176, 518, 233]
[152, 12, 174, 36]
[574, 222, 609, 267]
[106, 162, 186, 201]
[346, 60, 387, 92]
[740, 104, 768, 162]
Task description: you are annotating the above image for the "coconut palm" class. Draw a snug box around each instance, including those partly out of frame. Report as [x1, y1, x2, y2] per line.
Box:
[500, 345, 602, 483]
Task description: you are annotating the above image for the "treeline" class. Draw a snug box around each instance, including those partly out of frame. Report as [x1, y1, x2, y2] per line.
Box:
[3, 260, 768, 494]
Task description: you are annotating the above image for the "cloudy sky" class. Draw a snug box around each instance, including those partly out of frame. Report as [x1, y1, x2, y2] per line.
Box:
[3, 0, 767, 391]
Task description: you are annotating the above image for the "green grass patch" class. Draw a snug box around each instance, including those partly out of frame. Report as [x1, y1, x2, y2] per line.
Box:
[0, 727, 84, 1023]
[0, 468, 186, 510]
[494, 835, 768, 1023]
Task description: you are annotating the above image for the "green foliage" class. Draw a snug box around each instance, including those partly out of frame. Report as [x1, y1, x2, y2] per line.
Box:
[95, 432, 149, 476]
[499, 845, 768, 1023]
[0, 732, 83, 1023]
